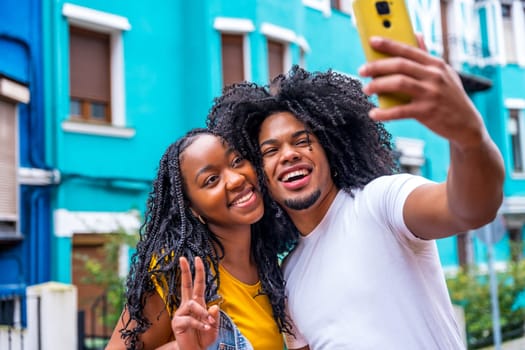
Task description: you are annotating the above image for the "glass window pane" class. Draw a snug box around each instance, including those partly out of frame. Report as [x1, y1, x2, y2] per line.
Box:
[268, 40, 284, 82]
[90, 102, 107, 120]
[70, 99, 81, 116]
[222, 34, 244, 87]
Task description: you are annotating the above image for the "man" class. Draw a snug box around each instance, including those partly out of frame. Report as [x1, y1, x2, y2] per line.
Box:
[208, 36, 504, 349]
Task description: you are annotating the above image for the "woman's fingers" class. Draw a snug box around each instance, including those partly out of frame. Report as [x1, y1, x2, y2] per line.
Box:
[176, 256, 213, 325]
[173, 256, 219, 350]
[179, 256, 206, 304]
[179, 257, 192, 303]
[192, 257, 206, 304]
[174, 299, 212, 320]
[208, 305, 219, 325]
[172, 315, 212, 335]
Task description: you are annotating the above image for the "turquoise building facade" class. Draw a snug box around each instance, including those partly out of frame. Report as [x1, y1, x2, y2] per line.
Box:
[2, 0, 523, 345]
[40, 0, 524, 288]
[0, 0, 517, 345]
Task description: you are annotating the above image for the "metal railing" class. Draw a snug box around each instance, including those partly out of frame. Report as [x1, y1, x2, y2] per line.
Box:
[0, 294, 39, 350]
[79, 291, 111, 350]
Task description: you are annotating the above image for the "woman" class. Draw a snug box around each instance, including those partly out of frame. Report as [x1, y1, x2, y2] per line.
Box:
[106, 128, 293, 350]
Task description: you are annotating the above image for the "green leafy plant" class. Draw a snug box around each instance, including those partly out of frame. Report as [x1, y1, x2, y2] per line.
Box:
[446, 256, 525, 349]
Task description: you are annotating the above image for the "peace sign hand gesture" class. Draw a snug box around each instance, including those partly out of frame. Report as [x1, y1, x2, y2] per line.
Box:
[172, 256, 220, 350]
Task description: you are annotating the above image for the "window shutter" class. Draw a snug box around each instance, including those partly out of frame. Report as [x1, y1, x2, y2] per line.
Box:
[69, 26, 111, 123]
[69, 27, 111, 103]
[268, 40, 284, 82]
[221, 34, 245, 87]
[0, 100, 17, 222]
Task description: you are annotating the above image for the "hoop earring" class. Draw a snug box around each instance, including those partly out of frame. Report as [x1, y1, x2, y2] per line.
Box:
[190, 208, 207, 225]
[197, 214, 207, 225]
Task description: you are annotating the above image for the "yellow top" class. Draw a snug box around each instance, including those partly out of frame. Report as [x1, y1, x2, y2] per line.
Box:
[153, 263, 284, 350]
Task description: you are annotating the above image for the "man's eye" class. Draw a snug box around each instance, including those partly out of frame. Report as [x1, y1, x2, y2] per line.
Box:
[261, 148, 277, 157]
[296, 138, 310, 146]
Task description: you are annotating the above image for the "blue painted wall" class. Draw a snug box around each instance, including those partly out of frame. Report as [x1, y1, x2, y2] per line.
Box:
[0, 0, 50, 327]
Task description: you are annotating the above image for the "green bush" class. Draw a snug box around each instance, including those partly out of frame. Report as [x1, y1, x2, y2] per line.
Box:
[446, 259, 525, 349]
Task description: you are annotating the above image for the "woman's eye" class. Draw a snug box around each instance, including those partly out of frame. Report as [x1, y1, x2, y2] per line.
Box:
[204, 175, 219, 186]
[232, 156, 244, 167]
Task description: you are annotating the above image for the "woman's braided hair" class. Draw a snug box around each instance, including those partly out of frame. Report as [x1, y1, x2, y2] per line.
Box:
[119, 128, 291, 349]
[208, 66, 398, 251]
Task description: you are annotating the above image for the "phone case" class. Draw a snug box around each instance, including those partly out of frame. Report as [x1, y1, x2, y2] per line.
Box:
[352, 0, 418, 108]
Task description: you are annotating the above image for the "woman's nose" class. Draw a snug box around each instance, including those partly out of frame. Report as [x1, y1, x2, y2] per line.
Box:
[225, 169, 245, 190]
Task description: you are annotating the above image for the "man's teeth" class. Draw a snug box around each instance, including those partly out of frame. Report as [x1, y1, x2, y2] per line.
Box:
[282, 169, 308, 182]
[231, 191, 253, 205]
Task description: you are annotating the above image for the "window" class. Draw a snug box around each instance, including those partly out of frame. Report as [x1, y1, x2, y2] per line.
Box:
[261, 23, 296, 83]
[221, 34, 245, 87]
[394, 137, 425, 175]
[0, 101, 18, 237]
[509, 108, 524, 173]
[331, 0, 342, 10]
[214, 17, 255, 88]
[69, 26, 111, 124]
[268, 40, 285, 82]
[499, 0, 525, 66]
[297, 36, 310, 69]
[330, 0, 353, 14]
[303, 0, 331, 16]
[62, 3, 133, 138]
[0, 77, 29, 242]
[502, 3, 518, 63]
[440, 0, 451, 63]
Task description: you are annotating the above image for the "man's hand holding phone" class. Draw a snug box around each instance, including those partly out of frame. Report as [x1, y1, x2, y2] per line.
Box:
[358, 35, 485, 151]
[352, 0, 418, 108]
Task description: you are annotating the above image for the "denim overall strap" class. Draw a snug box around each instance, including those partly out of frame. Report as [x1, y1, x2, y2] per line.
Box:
[207, 310, 254, 350]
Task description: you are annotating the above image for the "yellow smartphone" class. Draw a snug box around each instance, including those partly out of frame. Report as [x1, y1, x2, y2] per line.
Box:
[352, 0, 418, 108]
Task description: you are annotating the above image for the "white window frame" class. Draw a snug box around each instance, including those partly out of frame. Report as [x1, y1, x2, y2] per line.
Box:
[62, 3, 135, 138]
[505, 98, 525, 177]
[338, 0, 353, 15]
[261, 23, 298, 77]
[303, 0, 331, 16]
[510, 0, 525, 66]
[214, 17, 255, 83]
[296, 36, 310, 69]
[502, 2, 518, 63]
[0, 77, 30, 240]
[260, 25, 310, 70]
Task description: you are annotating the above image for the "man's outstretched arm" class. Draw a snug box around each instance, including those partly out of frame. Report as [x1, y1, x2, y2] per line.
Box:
[359, 36, 505, 239]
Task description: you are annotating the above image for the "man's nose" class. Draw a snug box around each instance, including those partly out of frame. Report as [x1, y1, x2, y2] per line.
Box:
[280, 144, 301, 164]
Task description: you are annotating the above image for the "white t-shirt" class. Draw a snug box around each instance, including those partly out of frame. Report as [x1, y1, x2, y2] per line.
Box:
[283, 174, 465, 350]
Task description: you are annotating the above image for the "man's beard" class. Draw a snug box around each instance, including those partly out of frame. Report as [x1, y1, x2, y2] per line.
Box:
[283, 190, 321, 210]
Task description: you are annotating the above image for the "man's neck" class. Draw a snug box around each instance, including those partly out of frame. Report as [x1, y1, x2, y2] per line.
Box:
[288, 185, 339, 236]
